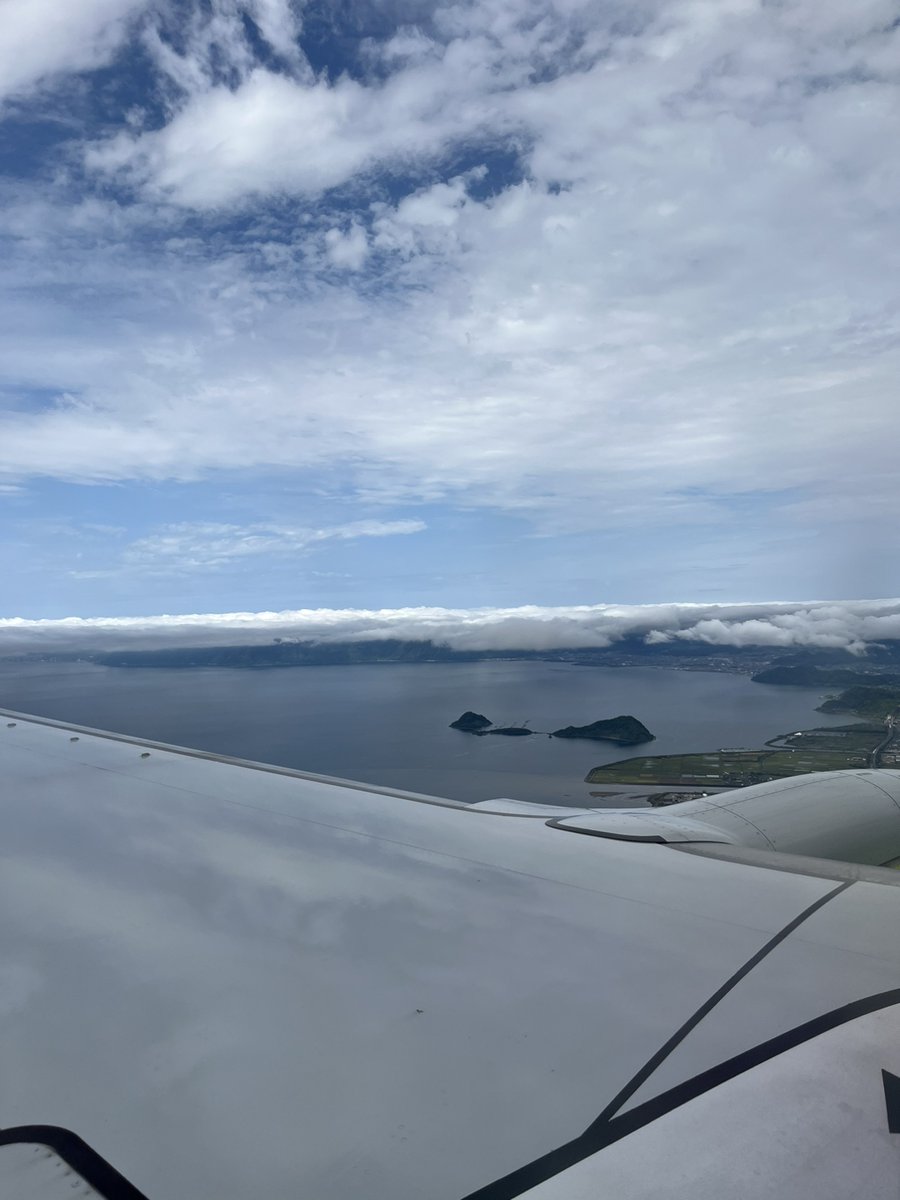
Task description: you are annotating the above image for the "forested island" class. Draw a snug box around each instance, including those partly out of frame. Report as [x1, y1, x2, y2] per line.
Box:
[450, 711, 492, 731]
[449, 712, 654, 744]
[551, 716, 654, 744]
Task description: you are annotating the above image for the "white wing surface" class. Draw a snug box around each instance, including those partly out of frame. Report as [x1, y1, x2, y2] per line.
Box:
[1, 710, 899, 1199]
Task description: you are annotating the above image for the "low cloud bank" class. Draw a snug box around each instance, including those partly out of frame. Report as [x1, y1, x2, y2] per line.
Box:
[3, 599, 900, 658]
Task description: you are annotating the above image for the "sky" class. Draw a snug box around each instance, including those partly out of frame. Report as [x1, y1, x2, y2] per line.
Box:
[1, 0, 899, 621]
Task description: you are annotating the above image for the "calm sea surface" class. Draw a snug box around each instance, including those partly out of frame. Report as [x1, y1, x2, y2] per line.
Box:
[0, 660, 851, 807]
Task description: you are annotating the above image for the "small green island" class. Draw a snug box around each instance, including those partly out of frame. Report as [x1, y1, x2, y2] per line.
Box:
[551, 716, 654, 745]
[449, 711, 492, 732]
[449, 712, 654, 744]
[449, 712, 535, 736]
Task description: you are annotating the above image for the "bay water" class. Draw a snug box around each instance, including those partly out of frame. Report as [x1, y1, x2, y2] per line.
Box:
[0, 660, 851, 807]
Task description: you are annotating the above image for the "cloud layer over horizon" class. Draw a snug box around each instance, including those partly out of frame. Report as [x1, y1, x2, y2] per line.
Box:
[4, 598, 900, 656]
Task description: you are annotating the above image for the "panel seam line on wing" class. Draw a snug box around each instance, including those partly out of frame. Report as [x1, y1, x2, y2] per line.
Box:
[589, 878, 853, 1124]
[458, 878, 858, 1200]
[460, 979, 900, 1200]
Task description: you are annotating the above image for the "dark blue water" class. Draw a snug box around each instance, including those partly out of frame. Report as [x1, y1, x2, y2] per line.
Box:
[0, 661, 849, 806]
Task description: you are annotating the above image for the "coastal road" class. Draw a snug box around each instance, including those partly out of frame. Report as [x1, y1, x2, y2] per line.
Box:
[871, 712, 898, 768]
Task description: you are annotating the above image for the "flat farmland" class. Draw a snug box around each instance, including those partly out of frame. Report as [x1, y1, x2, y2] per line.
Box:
[586, 724, 884, 788]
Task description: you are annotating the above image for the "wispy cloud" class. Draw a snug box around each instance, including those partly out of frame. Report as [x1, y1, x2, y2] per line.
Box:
[62, 518, 428, 576]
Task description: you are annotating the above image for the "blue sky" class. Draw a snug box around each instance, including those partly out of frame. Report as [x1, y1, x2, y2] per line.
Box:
[1, 0, 899, 619]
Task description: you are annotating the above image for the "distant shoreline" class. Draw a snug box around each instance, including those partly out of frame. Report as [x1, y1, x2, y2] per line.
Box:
[5, 636, 841, 675]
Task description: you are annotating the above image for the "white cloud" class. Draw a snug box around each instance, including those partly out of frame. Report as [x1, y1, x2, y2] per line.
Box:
[91, 56, 513, 210]
[393, 178, 469, 229]
[3, 598, 900, 656]
[245, 0, 304, 65]
[0, 0, 146, 104]
[140, 0, 308, 97]
[84, 0, 548, 207]
[324, 224, 369, 271]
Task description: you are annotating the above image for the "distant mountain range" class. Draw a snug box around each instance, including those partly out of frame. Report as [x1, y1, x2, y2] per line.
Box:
[53, 636, 766, 669]
[29, 635, 900, 674]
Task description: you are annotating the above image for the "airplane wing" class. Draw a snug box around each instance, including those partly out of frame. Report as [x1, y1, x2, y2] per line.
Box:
[1, 708, 899, 1199]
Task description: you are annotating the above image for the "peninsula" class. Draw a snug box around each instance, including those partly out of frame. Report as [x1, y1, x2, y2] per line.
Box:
[817, 685, 900, 721]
